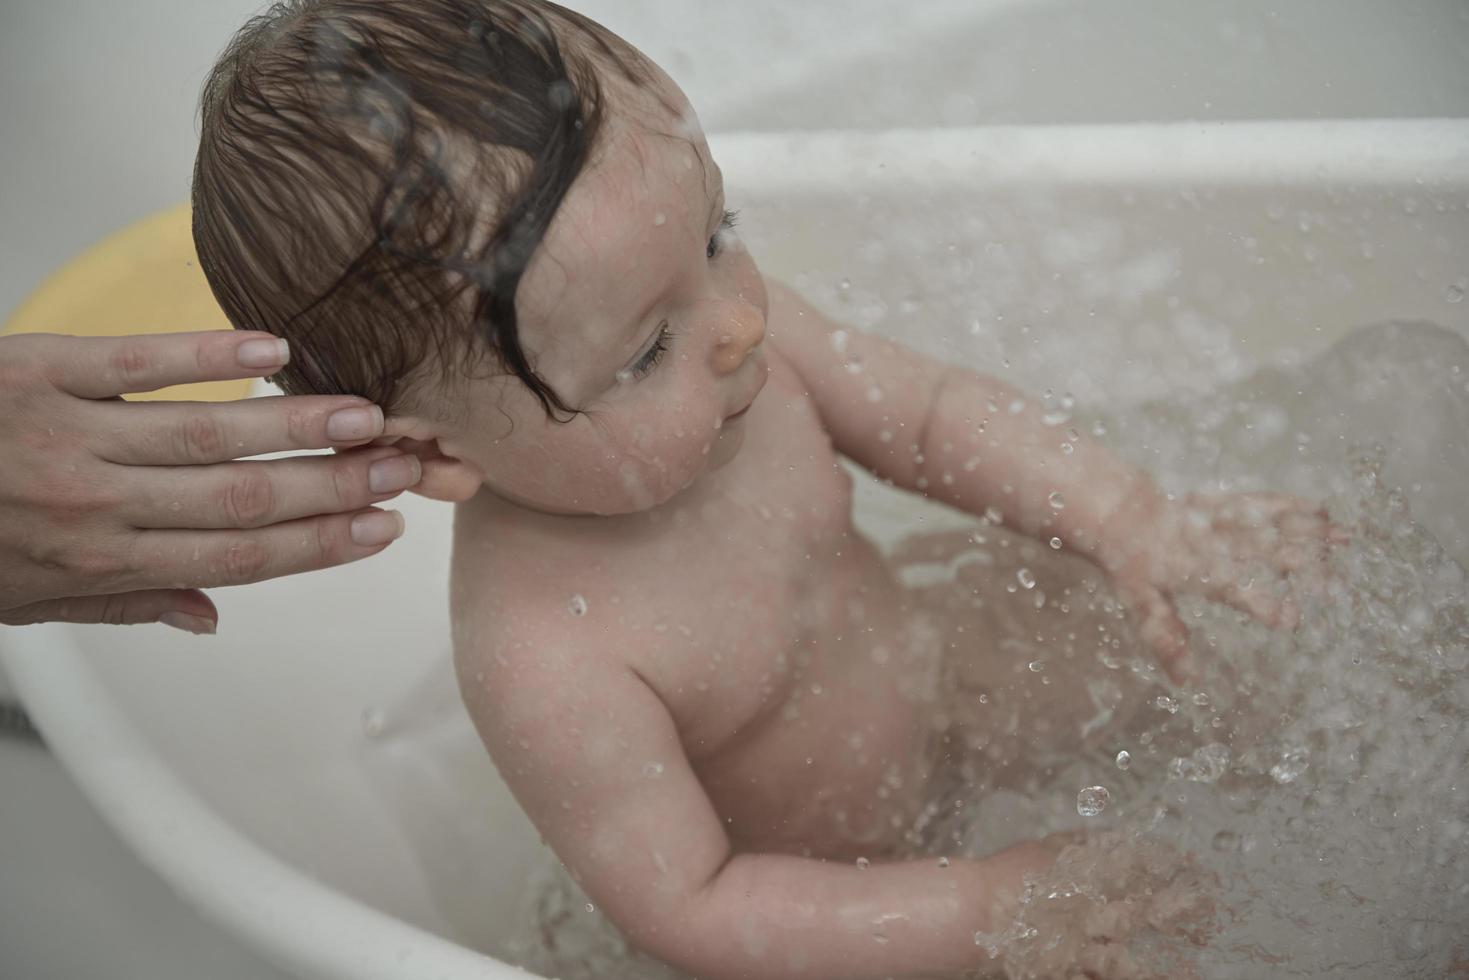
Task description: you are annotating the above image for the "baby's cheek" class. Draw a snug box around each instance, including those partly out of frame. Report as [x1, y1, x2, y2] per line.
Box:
[612, 422, 717, 505]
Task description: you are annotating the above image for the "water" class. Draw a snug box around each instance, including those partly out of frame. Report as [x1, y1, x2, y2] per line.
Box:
[497, 322, 1468, 978]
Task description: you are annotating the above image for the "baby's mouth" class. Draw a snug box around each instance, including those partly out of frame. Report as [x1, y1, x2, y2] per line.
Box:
[723, 358, 769, 422]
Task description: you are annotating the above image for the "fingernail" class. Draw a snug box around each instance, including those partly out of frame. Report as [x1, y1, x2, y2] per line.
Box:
[368, 455, 421, 494]
[327, 405, 384, 442]
[351, 510, 405, 546]
[159, 612, 217, 635]
[237, 338, 290, 369]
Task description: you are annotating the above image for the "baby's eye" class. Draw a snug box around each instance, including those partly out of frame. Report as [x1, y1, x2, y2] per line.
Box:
[619, 322, 674, 383]
[706, 208, 740, 260]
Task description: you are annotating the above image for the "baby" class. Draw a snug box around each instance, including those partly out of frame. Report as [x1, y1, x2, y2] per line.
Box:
[191, 2, 1337, 976]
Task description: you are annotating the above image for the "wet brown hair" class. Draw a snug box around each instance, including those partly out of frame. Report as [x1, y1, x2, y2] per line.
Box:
[192, 0, 651, 419]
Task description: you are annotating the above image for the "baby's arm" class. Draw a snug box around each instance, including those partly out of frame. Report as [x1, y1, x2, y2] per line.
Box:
[765, 278, 1146, 561]
[767, 279, 1337, 680]
[461, 633, 1053, 980]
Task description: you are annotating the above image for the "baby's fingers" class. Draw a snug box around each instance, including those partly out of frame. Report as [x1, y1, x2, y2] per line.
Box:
[1117, 579, 1193, 685]
[1220, 573, 1299, 631]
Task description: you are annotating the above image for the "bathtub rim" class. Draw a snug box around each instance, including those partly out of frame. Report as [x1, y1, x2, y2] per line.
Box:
[0, 625, 526, 980]
[3, 116, 1467, 980]
[709, 118, 1469, 190]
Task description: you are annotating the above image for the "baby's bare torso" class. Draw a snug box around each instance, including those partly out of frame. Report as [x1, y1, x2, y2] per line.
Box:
[454, 350, 939, 859]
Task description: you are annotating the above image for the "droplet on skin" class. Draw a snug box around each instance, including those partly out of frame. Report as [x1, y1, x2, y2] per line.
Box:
[855, 857, 870, 870]
[1047, 491, 1065, 511]
[1077, 785, 1111, 816]
[1049, 537, 1062, 549]
[1016, 567, 1036, 590]
[568, 594, 588, 616]
[653, 211, 667, 226]
[642, 761, 664, 778]
[1115, 749, 1132, 770]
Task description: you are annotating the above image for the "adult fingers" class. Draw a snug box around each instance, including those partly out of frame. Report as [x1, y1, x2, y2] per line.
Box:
[91, 395, 388, 465]
[122, 506, 406, 592]
[123, 447, 421, 530]
[1, 588, 217, 630]
[44, 330, 293, 399]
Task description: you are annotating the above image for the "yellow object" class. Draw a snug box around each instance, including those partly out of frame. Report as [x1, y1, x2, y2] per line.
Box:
[1, 202, 252, 402]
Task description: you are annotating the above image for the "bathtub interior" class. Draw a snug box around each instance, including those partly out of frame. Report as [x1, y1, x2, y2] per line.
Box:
[5, 118, 1467, 977]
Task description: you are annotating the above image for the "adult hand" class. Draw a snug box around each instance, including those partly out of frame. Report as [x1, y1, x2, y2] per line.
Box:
[0, 330, 422, 633]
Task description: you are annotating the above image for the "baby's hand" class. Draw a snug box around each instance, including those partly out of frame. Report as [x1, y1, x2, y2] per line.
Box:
[1101, 489, 1348, 684]
[994, 832, 1220, 980]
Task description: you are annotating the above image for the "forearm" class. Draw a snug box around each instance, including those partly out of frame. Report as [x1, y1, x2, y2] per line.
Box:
[914, 368, 1161, 564]
[645, 841, 1051, 980]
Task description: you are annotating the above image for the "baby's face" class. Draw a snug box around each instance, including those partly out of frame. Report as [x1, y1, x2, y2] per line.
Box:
[427, 64, 769, 515]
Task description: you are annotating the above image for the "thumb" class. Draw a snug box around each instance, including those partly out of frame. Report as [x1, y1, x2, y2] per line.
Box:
[1117, 579, 1193, 686]
[4, 590, 218, 634]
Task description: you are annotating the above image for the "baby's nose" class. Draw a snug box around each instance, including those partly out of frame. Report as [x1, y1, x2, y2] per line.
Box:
[712, 303, 765, 375]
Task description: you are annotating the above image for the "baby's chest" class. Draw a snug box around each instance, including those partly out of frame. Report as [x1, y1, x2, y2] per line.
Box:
[621, 391, 866, 748]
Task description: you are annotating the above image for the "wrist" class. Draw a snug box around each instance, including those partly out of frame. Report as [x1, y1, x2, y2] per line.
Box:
[1082, 472, 1169, 573]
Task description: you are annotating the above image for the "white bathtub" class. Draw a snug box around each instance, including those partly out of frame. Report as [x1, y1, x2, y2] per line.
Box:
[4, 115, 1468, 978]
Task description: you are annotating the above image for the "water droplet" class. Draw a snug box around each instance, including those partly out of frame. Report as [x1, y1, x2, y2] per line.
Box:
[652, 211, 667, 227]
[1167, 743, 1230, 783]
[642, 761, 664, 778]
[838, 278, 852, 291]
[1115, 749, 1132, 770]
[1077, 785, 1112, 816]
[585, 902, 596, 913]
[361, 706, 385, 738]
[1447, 282, 1466, 304]
[1027, 660, 1045, 672]
[1049, 537, 1062, 549]
[568, 594, 588, 616]
[1155, 695, 1180, 714]
[937, 856, 950, 868]
[1047, 491, 1065, 511]
[1270, 746, 1310, 784]
[855, 856, 870, 870]
[1016, 567, 1036, 590]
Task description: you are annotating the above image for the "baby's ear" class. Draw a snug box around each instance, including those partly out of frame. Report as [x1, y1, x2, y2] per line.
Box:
[377, 417, 484, 503]
[392, 435, 484, 502]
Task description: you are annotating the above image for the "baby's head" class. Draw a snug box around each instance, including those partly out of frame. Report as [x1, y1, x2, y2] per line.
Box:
[193, 0, 768, 514]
